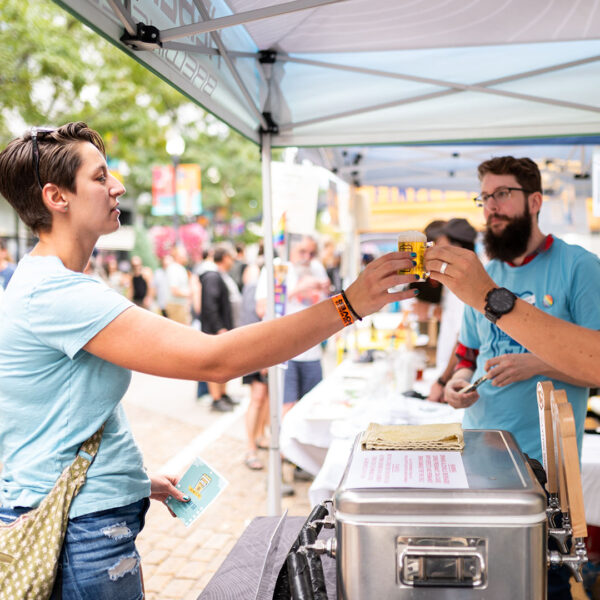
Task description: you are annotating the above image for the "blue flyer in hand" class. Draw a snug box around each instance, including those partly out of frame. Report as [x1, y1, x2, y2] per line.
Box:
[165, 457, 229, 526]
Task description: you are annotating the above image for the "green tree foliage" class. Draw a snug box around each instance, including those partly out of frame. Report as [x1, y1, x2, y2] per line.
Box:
[0, 0, 264, 241]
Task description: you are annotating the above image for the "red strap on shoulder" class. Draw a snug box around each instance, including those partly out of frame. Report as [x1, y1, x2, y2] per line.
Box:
[455, 342, 479, 371]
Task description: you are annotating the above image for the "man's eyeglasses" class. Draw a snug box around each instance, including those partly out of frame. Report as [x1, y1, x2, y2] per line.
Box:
[473, 186, 532, 208]
[31, 127, 56, 190]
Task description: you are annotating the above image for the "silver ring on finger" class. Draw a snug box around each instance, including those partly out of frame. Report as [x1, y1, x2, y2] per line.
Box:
[440, 261, 448, 275]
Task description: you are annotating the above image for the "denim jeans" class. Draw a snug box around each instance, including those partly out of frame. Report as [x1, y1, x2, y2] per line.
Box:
[283, 359, 323, 404]
[0, 498, 150, 599]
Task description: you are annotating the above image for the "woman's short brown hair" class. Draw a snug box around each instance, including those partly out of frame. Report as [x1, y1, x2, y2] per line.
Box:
[0, 122, 105, 234]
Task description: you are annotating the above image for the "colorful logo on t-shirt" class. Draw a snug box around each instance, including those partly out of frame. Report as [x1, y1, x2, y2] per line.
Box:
[542, 294, 554, 307]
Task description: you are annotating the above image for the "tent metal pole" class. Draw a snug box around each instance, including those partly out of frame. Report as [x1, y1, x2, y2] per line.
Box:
[261, 131, 283, 516]
[161, 0, 347, 42]
[339, 162, 473, 177]
[161, 41, 256, 59]
[279, 54, 600, 131]
[192, 0, 268, 131]
[281, 82, 600, 133]
[105, 0, 136, 35]
[279, 89, 462, 131]
[282, 53, 600, 88]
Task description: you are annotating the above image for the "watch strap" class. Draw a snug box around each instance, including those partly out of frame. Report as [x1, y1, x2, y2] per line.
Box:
[484, 287, 516, 324]
[484, 307, 500, 324]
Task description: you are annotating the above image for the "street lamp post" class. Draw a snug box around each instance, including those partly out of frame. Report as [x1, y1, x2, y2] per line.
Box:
[166, 134, 185, 243]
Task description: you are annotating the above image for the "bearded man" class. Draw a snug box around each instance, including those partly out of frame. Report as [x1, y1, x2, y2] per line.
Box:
[443, 156, 600, 598]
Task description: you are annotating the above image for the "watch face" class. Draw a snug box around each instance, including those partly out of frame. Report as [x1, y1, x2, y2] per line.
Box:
[489, 288, 515, 312]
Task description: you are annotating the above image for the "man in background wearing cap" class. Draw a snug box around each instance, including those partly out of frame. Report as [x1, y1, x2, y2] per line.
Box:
[440, 156, 600, 600]
[427, 218, 477, 402]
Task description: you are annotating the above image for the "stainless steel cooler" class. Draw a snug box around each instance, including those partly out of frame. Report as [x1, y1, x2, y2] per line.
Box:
[334, 429, 547, 599]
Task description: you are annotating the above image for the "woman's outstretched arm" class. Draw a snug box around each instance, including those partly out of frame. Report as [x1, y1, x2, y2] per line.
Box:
[85, 251, 418, 382]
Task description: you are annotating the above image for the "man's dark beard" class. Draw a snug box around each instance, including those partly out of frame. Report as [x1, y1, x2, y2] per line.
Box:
[483, 207, 532, 262]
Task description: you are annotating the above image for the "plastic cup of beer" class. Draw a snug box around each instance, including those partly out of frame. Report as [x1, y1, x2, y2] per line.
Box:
[397, 230, 428, 280]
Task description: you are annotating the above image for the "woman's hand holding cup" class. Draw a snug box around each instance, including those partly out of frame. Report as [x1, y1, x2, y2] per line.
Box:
[344, 251, 419, 318]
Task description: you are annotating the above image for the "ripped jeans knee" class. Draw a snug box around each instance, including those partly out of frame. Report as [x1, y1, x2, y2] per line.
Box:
[59, 498, 149, 600]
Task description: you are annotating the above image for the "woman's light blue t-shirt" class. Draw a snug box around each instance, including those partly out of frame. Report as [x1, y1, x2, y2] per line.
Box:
[0, 255, 150, 517]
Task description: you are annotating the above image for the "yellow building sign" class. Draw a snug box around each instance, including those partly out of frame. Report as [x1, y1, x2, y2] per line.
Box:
[356, 186, 485, 233]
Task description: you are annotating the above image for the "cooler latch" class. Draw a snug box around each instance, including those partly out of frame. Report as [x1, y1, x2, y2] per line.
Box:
[397, 537, 487, 588]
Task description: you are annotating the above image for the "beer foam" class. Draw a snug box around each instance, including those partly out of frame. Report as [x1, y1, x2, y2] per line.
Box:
[397, 230, 427, 243]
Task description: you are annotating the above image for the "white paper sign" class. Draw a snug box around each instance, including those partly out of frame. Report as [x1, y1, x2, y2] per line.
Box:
[270, 162, 320, 235]
[345, 450, 469, 489]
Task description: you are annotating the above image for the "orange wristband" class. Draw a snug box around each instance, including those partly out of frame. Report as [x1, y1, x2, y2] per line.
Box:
[332, 293, 355, 327]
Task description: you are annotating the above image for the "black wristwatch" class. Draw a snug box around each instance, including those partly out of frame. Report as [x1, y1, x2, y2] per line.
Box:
[484, 287, 517, 324]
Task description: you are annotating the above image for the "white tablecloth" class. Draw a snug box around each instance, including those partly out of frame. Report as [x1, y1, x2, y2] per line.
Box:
[582, 433, 600, 526]
[279, 356, 463, 480]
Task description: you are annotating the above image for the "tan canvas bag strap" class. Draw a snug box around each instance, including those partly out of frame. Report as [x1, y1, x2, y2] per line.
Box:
[75, 424, 105, 466]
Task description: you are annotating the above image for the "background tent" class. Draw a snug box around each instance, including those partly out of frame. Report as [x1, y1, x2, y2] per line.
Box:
[54, 0, 600, 514]
[299, 143, 596, 191]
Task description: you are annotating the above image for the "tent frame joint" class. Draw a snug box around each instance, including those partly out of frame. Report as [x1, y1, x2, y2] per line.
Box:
[120, 22, 162, 51]
[260, 112, 279, 135]
[258, 49, 277, 64]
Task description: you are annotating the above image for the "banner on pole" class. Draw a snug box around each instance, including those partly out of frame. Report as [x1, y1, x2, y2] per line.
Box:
[152, 164, 202, 216]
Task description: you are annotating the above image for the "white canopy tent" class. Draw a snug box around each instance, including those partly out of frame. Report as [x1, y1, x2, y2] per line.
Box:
[54, 0, 600, 514]
[54, 0, 600, 147]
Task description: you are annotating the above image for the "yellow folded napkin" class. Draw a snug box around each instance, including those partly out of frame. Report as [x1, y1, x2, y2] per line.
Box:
[361, 422, 464, 451]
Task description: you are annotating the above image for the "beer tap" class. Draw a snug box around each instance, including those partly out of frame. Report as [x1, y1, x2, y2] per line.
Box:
[537, 382, 561, 530]
[545, 388, 588, 582]
[548, 387, 573, 553]
[308, 515, 336, 531]
[548, 537, 588, 581]
[298, 536, 337, 559]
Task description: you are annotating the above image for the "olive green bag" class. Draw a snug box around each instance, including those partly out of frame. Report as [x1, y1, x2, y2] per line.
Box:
[0, 425, 104, 599]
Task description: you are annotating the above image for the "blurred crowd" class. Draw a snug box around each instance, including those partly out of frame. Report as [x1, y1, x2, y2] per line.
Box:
[0, 235, 343, 478]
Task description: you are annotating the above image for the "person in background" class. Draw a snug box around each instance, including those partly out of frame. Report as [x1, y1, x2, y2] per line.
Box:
[200, 245, 240, 412]
[426, 155, 600, 600]
[0, 240, 16, 290]
[240, 244, 269, 470]
[427, 218, 477, 402]
[83, 255, 106, 284]
[220, 243, 243, 330]
[256, 234, 330, 418]
[194, 247, 216, 278]
[193, 247, 216, 400]
[152, 254, 172, 317]
[104, 255, 127, 295]
[128, 255, 153, 309]
[189, 261, 202, 328]
[321, 237, 343, 295]
[165, 245, 191, 325]
[230, 243, 247, 292]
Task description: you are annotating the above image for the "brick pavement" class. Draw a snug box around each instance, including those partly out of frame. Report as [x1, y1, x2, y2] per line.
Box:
[123, 374, 313, 600]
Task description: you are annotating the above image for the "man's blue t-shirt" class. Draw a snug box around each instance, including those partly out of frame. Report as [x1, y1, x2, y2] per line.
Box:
[0, 255, 151, 517]
[459, 237, 600, 463]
